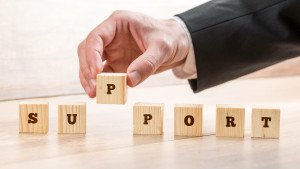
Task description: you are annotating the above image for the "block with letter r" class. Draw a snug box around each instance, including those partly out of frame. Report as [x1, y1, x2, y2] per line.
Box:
[216, 105, 245, 138]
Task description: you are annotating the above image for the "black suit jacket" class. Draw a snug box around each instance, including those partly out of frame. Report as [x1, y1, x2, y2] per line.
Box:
[176, 0, 300, 92]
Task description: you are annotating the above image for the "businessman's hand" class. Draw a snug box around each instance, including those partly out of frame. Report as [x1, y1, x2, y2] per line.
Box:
[78, 10, 189, 98]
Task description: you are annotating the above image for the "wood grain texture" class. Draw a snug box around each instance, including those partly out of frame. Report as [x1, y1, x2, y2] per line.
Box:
[174, 104, 202, 136]
[58, 103, 86, 134]
[19, 103, 48, 133]
[252, 108, 280, 139]
[2, 76, 300, 169]
[96, 73, 127, 104]
[216, 105, 245, 137]
[133, 103, 164, 135]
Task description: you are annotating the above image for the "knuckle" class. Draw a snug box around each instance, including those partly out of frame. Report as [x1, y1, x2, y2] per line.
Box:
[110, 10, 129, 20]
[111, 10, 124, 16]
[158, 40, 172, 51]
[144, 57, 157, 73]
[86, 33, 96, 45]
[155, 40, 173, 58]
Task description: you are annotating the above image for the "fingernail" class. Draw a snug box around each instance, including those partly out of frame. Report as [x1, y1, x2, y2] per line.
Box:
[84, 86, 91, 95]
[128, 71, 142, 86]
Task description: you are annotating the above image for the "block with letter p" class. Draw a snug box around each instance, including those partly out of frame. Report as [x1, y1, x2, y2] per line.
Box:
[96, 73, 127, 104]
[133, 102, 164, 135]
[19, 103, 49, 133]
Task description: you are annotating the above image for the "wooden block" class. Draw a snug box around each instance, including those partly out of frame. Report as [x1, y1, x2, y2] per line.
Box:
[133, 102, 164, 135]
[19, 103, 49, 133]
[96, 73, 127, 104]
[252, 108, 280, 139]
[174, 104, 202, 136]
[216, 105, 245, 137]
[58, 103, 86, 134]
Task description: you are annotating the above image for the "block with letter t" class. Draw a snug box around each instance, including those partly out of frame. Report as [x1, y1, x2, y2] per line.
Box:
[252, 108, 280, 139]
[96, 73, 127, 104]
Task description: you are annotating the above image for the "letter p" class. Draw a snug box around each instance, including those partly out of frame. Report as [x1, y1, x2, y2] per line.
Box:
[107, 84, 116, 94]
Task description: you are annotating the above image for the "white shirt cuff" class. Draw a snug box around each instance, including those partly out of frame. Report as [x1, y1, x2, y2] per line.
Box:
[171, 16, 197, 79]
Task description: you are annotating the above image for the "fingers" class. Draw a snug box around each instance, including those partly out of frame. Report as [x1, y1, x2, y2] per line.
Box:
[103, 62, 114, 72]
[79, 70, 92, 97]
[78, 40, 94, 88]
[88, 79, 96, 98]
[78, 17, 118, 98]
[85, 17, 117, 78]
[85, 34, 104, 78]
[77, 38, 101, 98]
[127, 46, 163, 87]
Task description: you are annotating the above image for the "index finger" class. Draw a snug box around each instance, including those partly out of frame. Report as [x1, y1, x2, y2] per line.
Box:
[85, 17, 117, 78]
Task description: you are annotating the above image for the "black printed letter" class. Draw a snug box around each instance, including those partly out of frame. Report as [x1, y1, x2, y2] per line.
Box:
[67, 114, 77, 125]
[28, 113, 38, 124]
[143, 114, 152, 124]
[107, 84, 116, 94]
[226, 116, 236, 127]
[261, 117, 271, 128]
[184, 115, 194, 126]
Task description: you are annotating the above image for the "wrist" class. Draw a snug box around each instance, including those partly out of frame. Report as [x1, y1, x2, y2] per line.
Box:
[163, 18, 190, 66]
[171, 16, 197, 79]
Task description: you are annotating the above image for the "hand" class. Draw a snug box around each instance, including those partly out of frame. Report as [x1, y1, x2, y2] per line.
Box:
[77, 10, 189, 98]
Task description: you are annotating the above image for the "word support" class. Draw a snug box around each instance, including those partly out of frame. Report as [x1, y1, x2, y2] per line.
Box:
[18, 73, 281, 139]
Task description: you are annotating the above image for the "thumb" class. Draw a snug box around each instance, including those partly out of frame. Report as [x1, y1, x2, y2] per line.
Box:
[127, 47, 163, 87]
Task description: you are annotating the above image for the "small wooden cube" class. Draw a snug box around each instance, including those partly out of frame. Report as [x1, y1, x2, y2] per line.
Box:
[19, 103, 49, 133]
[96, 73, 127, 104]
[216, 105, 245, 137]
[252, 108, 280, 139]
[174, 104, 203, 136]
[58, 103, 86, 134]
[133, 103, 164, 135]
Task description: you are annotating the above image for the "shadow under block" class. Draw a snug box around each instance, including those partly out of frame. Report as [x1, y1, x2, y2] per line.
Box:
[58, 103, 86, 134]
[216, 105, 245, 138]
[133, 103, 164, 135]
[19, 103, 49, 133]
[174, 104, 203, 136]
[252, 108, 280, 139]
[96, 73, 127, 104]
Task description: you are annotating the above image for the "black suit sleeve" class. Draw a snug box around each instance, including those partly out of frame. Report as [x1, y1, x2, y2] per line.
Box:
[176, 0, 300, 92]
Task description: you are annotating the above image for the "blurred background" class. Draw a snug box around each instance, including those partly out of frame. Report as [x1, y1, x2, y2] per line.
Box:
[1, 0, 299, 101]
